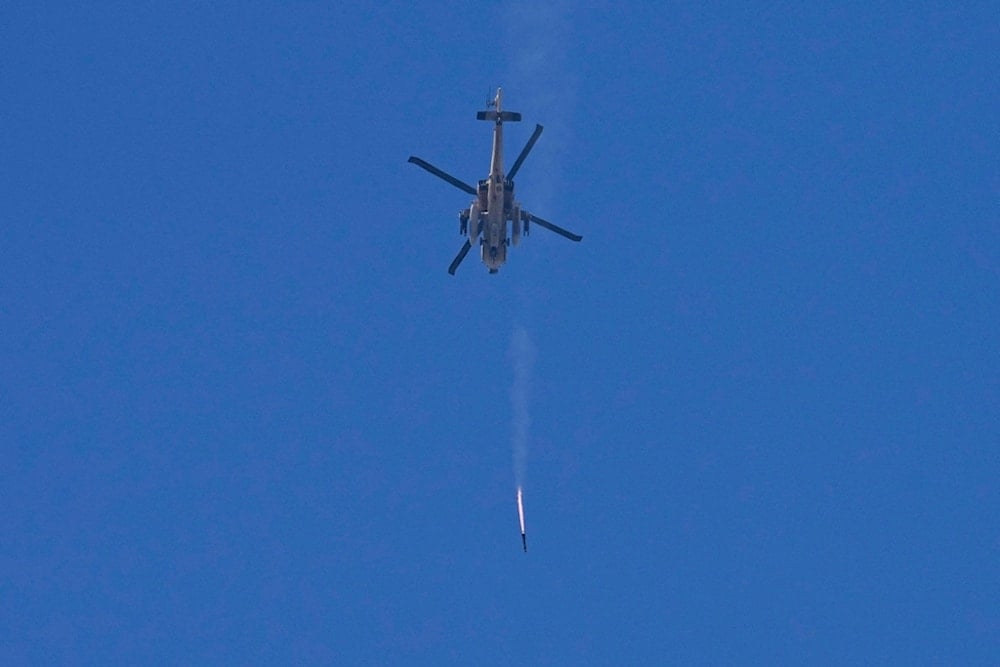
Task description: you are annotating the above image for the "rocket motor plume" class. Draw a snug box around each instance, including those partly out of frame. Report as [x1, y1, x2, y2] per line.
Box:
[517, 486, 526, 535]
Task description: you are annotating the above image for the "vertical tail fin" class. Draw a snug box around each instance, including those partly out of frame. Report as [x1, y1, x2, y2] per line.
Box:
[478, 87, 519, 121]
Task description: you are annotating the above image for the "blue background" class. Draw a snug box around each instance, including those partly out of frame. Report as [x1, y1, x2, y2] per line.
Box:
[2, 2, 997, 663]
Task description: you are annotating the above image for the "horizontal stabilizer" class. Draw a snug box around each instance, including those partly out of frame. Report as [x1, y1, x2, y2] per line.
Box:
[476, 110, 522, 122]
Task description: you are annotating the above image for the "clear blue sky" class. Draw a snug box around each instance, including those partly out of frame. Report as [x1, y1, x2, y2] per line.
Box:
[2, 2, 997, 663]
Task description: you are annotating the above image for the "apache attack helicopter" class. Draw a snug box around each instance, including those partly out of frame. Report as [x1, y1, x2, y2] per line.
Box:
[408, 88, 582, 275]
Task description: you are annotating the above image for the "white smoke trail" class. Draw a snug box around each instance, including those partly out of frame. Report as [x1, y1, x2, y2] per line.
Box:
[509, 326, 536, 488]
[502, 1, 577, 216]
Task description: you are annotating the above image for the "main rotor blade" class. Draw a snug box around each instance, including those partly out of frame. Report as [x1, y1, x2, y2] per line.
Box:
[408, 157, 477, 195]
[526, 213, 582, 242]
[448, 239, 473, 275]
[507, 124, 543, 180]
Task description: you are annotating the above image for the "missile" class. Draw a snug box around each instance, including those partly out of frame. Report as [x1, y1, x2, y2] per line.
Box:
[517, 486, 527, 553]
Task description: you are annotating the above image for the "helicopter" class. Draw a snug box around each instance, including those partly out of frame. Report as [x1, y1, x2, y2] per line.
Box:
[408, 88, 582, 274]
